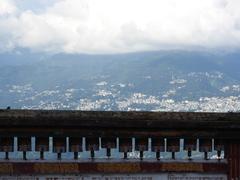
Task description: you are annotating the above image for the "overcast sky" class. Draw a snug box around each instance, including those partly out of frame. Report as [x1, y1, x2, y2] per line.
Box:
[1, 0, 240, 54]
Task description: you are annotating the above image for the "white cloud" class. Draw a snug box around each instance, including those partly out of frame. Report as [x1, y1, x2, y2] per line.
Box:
[0, 0, 16, 15]
[1, 0, 240, 53]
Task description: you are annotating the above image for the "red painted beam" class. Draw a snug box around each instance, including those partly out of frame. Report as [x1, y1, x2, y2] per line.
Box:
[0, 162, 227, 175]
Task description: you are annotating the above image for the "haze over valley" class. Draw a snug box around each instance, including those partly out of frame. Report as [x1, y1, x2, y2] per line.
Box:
[1, 50, 240, 112]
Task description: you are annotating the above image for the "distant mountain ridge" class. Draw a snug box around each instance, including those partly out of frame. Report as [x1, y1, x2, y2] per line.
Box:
[0, 50, 240, 111]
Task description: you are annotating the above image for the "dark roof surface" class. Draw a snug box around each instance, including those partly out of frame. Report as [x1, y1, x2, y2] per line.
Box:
[0, 109, 239, 127]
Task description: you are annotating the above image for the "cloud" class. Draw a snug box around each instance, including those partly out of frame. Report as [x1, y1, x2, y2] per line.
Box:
[0, 0, 16, 15]
[1, 0, 240, 54]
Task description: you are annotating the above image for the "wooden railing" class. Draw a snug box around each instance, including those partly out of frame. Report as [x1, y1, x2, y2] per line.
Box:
[0, 110, 240, 179]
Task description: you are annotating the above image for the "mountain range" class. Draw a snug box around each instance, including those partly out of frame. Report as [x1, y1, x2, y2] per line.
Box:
[0, 49, 240, 111]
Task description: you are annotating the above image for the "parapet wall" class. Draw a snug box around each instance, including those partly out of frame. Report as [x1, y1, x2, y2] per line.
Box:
[0, 110, 240, 179]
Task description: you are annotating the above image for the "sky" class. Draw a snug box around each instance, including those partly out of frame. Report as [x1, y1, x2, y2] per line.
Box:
[0, 0, 240, 54]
